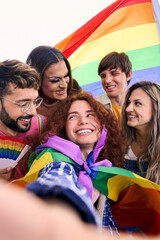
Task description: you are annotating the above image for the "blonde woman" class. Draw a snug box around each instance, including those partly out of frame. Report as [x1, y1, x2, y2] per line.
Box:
[122, 81, 160, 184]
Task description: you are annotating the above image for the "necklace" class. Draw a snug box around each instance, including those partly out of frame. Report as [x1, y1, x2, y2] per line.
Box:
[42, 100, 59, 108]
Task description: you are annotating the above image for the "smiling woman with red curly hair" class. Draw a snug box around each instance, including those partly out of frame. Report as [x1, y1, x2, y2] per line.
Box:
[24, 92, 126, 232]
[32, 92, 126, 167]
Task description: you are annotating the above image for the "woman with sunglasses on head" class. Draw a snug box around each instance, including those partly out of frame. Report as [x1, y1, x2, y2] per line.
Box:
[26, 45, 73, 118]
[122, 81, 160, 184]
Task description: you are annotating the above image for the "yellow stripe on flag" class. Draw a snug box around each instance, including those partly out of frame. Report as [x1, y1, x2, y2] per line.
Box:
[107, 173, 160, 201]
[69, 23, 159, 69]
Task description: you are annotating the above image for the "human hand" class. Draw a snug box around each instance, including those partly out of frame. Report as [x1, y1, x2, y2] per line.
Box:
[0, 167, 13, 181]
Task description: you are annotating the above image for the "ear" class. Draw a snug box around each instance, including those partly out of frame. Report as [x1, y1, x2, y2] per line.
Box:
[126, 70, 132, 83]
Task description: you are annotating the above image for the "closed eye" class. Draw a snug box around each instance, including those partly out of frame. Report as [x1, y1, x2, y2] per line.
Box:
[17, 102, 30, 107]
[111, 72, 119, 76]
[49, 73, 69, 83]
[50, 79, 60, 83]
[100, 74, 106, 79]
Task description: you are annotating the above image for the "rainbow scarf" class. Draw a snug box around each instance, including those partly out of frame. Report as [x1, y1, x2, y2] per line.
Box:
[55, 0, 160, 96]
[12, 127, 160, 236]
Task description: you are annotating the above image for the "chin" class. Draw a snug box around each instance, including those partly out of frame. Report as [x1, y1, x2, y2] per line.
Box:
[19, 124, 31, 133]
[61, 94, 67, 99]
[55, 95, 67, 101]
[127, 122, 136, 127]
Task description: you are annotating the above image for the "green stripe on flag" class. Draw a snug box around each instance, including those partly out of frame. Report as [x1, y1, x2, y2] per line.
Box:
[72, 44, 160, 86]
[92, 166, 136, 197]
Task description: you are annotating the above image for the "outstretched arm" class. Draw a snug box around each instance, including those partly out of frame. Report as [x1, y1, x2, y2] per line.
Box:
[0, 180, 159, 240]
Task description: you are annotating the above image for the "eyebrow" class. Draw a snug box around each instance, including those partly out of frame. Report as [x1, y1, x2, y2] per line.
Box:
[15, 97, 39, 103]
[68, 110, 95, 116]
[129, 98, 142, 101]
[134, 98, 143, 101]
[110, 69, 119, 73]
[48, 72, 69, 79]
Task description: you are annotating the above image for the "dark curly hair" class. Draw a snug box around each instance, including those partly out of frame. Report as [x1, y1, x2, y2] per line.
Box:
[32, 92, 126, 167]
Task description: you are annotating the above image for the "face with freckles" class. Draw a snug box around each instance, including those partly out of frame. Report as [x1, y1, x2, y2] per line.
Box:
[65, 100, 101, 155]
[41, 61, 70, 103]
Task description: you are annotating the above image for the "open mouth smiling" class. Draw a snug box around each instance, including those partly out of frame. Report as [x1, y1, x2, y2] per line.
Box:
[75, 129, 93, 134]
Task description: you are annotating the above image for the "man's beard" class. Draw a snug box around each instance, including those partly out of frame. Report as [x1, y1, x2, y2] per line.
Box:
[0, 103, 32, 133]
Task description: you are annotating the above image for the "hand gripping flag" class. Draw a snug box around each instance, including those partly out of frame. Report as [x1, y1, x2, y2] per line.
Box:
[55, 0, 160, 96]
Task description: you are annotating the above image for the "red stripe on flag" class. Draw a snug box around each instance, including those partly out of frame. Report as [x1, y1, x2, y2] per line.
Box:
[111, 184, 160, 236]
[55, 0, 151, 58]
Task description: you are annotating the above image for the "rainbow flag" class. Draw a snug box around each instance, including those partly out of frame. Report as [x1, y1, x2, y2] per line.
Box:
[0, 136, 29, 169]
[11, 147, 160, 236]
[55, 0, 160, 96]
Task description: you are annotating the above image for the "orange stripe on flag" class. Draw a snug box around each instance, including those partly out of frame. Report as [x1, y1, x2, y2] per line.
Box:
[111, 184, 160, 235]
[84, 2, 154, 43]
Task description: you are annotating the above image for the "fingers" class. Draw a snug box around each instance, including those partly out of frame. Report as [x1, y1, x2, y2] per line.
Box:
[0, 167, 13, 181]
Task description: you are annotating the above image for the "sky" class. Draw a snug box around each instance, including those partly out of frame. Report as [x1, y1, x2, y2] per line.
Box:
[0, 0, 159, 62]
[0, 0, 115, 62]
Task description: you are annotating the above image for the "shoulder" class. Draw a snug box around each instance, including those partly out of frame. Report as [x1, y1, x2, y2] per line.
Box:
[95, 93, 111, 108]
[31, 114, 47, 126]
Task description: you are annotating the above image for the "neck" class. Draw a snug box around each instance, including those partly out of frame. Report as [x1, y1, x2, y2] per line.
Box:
[110, 95, 125, 106]
[135, 128, 151, 148]
[0, 121, 20, 137]
[42, 100, 59, 108]
[39, 91, 58, 106]
[80, 145, 93, 160]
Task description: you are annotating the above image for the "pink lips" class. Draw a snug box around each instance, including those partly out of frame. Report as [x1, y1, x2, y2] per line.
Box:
[19, 119, 31, 126]
[56, 89, 66, 95]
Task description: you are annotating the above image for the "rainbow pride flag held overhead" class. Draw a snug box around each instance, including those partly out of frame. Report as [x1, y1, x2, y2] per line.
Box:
[55, 0, 160, 96]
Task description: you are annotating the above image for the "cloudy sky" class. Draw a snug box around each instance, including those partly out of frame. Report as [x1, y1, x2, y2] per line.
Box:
[0, 0, 159, 62]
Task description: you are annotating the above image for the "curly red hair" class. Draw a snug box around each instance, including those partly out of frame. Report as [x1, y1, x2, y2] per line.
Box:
[32, 92, 126, 167]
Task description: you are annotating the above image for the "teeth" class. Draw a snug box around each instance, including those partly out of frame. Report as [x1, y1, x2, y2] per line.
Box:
[128, 115, 136, 118]
[21, 119, 30, 122]
[57, 90, 65, 93]
[77, 129, 92, 134]
[107, 86, 115, 89]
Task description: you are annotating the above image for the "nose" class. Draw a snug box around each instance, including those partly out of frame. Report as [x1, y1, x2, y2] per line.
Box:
[26, 103, 37, 116]
[78, 116, 88, 125]
[59, 78, 67, 88]
[103, 74, 112, 84]
[126, 103, 133, 112]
